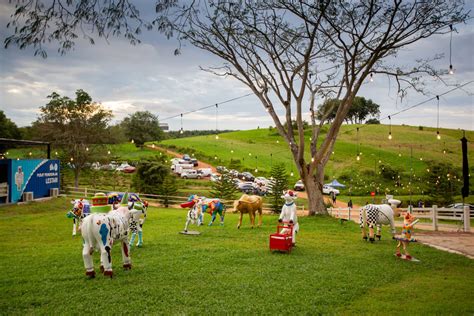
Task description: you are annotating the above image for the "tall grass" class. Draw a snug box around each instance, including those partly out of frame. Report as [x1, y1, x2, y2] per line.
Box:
[0, 197, 472, 314]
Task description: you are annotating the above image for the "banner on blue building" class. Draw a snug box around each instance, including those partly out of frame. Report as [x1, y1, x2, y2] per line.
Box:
[9, 159, 60, 203]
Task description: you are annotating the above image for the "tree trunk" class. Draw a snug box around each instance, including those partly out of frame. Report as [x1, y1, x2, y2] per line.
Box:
[74, 168, 80, 189]
[304, 177, 326, 215]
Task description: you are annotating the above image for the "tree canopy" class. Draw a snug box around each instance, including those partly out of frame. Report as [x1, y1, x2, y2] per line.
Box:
[121, 111, 164, 147]
[33, 89, 113, 187]
[0, 110, 21, 139]
[317, 97, 380, 124]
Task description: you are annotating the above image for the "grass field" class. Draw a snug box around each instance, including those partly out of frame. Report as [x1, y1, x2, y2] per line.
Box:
[1, 197, 473, 314]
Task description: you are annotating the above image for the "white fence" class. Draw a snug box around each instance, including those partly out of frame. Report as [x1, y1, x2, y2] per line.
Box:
[328, 206, 472, 232]
[62, 186, 304, 214]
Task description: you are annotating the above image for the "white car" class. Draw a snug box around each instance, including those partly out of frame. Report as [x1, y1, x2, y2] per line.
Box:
[254, 177, 268, 186]
[210, 173, 221, 182]
[181, 170, 202, 179]
[116, 162, 131, 171]
[323, 185, 339, 195]
[294, 180, 305, 191]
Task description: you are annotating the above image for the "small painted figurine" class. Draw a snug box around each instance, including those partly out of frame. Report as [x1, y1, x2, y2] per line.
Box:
[278, 190, 299, 245]
[395, 212, 419, 260]
[128, 195, 148, 248]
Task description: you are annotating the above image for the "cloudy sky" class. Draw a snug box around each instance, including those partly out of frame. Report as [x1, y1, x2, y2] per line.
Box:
[0, 2, 473, 132]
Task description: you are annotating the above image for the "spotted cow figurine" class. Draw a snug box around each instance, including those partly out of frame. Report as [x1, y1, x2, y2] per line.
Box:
[128, 196, 148, 248]
[359, 198, 401, 242]
[278, 190, 299, 245]
[80, 197, 143, 278]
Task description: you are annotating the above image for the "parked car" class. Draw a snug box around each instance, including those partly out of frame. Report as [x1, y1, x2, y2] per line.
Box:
[238, 172, 255, 181]
[322, 185, 339, 195]
[210, 173, 221, 182]
[123, 166, 136, 173]
[294, 180, 305, 191]
[181, 169, 202, 179]
[254, 177, 268, 185]
[229, 169, 239, 178]
[190, 158, 198, 167]
[238, 182, 255, 194]
[116, 162, 131, 171]
[216, 166, 228, 173]
[183, 154, 191, 161]
[197, 168, 212, 177]
[446, 203, 474, 210]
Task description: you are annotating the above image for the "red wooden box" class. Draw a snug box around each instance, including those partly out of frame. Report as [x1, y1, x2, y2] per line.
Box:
[269, 224, 293, 253]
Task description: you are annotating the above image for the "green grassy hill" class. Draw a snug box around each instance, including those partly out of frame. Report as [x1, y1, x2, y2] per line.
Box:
[159, 124, 473, 200]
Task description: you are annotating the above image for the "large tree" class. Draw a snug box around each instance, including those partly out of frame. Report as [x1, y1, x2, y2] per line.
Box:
[121, 111, 164, 147]
[317, 97, 380, 124]
[5, 1, 469, 214]
[0, 110, 21, 140]
[33, 90, 113, 187]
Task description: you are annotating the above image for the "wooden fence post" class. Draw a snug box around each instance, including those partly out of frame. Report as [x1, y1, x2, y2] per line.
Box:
[464, 205, 471, 232]
[348, 208, 351, 221]
[432, 205, 438, 231]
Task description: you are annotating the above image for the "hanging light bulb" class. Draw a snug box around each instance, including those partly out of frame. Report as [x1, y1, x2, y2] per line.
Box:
[152, 144, 155, 148]
[448, 25, 454, 75]
[29, 152, 32, 156]
[290, 172, 294, 177]
[369, 73, 374, 82]
[86, 147, 89, 151]
[70, 157, 74, 161]
[356, 154, 360, 161]
[179, 128, 184, 134]
[388, 115, 392, 140]
[107, 150, 111, 155]
[131, 139, 134, 144]
[180, 113, 184, 134]
[255, 168, 258, 173]
[436, 96, 440, 139]
[311, 157, 315, 163]
[55, 151, 58, 156]
[231, 149, 234, 154]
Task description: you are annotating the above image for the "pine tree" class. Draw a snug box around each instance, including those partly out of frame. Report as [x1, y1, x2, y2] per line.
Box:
[159, 174, 179, 208]
[210, 171, 238, 202]
[268, 163, 288, 213]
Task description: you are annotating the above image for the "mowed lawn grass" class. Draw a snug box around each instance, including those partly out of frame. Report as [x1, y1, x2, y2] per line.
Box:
[0, 198, 473, 315]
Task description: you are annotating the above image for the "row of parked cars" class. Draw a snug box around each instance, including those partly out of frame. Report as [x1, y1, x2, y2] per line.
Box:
[170, 155, 212, 179]
[293, 180, 340, 195]
[89, 161, 136, 173]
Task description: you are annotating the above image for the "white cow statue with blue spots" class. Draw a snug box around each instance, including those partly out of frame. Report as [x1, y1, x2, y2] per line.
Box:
[359, 197, 401, 242]
[80, 194, 145, 278]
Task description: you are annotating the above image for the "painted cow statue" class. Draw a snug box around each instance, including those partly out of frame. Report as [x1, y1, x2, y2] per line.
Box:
[128, 200, 148, 248]
[80, 199, 145, 278]
[278, 190, 299, 245]
[233, 194, 263, 229]
[66, 199, 91, 236]
[359, 198, 401, 242]
[180, 198, 203, 232]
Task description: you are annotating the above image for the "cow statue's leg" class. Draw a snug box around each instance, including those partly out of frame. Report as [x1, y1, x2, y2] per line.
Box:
[129, 232, 137, 248]
[249, 212, 255, 229]
[402, 241, 411, 259]
[184, 216, 191, 233]
[395, 240, 402, 257]
[82, 243, 95, 278]
[237, 212, 243, 229]
[208, 212, 217, 226]
[137, 231, 143, 247]
[72, 218, 77, 236]
[368, 223, 375, 243]
[100, 244, 113, 277]
[218, 209, 224, 226]
[122, 240, 132, 270]
[257, 210, 262, 227]
[376, 224, 382, 240]
[359, 211, 368, 241]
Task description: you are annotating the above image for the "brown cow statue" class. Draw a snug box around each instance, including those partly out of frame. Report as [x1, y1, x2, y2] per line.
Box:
[233, 194, 263, 229]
